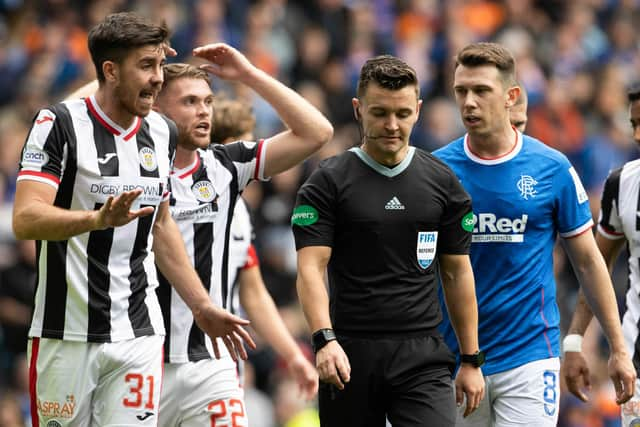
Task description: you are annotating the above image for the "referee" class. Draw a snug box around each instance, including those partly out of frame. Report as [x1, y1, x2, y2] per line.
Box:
[292, 55, 484, 427]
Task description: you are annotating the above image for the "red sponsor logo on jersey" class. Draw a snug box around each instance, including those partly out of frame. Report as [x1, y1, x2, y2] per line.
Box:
[37, 394, 76, 418]
[36, 116, 54, 125]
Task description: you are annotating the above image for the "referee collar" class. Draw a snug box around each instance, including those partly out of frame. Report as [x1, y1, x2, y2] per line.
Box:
[349, 146, 415, 178]
[85, 95, 142, 141]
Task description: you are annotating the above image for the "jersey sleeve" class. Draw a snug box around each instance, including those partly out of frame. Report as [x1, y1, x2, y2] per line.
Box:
[242, 244, 260, 269]
[291, 166, 336, 250]
[597, 167, 624, 240]
[17, 107, 66, 189]
[555, 163, 594, 238]
[437, 171, 473, 255]
[221, 139, 269, 191]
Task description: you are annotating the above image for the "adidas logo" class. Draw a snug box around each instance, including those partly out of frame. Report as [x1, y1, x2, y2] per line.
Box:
[385, 196, 405, 210]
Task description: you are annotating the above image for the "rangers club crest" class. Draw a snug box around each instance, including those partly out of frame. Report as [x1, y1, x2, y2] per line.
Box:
[416, 231, 438, 269]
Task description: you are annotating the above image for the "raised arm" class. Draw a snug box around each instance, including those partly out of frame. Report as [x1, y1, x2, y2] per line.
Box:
[439, 253, 485, 418]
[562, 230, 634, 404]
[238, 264, 318, 399]
[152, 201, 255, 360]
[193, 43, 333, 177]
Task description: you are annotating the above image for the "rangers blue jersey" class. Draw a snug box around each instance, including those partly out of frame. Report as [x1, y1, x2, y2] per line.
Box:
[434, 131, 593, 375]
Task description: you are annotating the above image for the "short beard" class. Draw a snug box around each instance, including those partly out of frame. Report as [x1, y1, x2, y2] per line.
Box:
[114, 84, 144, 118]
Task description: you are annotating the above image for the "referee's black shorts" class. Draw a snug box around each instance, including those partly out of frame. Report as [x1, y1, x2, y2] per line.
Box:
[319, 334, 456, 427]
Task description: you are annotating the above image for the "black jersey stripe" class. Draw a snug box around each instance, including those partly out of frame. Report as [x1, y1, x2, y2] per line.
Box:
[85, 103, 118, 341]
[186, 153, 215, 360]
[86, 202, 114, 342]
[128, 207, 155, 335]
[159, 114, 178, 163]
[41, 104, 78, 338]
[137, 120, 161, 178]
[185, 221, 213, 359]
[156, 270, 172, 362]
[89, 113, 119, 177]
[217, 153, 240, 307]
[600, 167, 622, 230]
[41, 241, 68, 339]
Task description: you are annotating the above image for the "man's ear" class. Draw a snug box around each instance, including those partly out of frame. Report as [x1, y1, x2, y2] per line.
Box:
[352, 97, 361, 121]
[506, 85, 521, 108]
[103, 61, 118, 84]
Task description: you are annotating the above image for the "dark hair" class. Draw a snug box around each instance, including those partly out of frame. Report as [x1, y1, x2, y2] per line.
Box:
[455, 42, 517, 87]
[211, 97, 256, 143]
[88, 12, 169, 82]
[162, 63, 211, 88]
[628, 83, 640, 102]
[356, 55, 419, 98]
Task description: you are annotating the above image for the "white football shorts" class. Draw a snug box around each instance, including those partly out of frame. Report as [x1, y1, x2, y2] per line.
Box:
[28, 335, 164, 427]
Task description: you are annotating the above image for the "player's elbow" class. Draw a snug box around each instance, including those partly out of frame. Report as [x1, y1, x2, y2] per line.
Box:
[308, 121, 334, 150]
[12, 210, 33, 240]
[318, 121, 334, 146]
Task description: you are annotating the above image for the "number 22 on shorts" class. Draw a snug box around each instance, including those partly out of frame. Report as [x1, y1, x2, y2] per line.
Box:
[208, 398, 246, 427]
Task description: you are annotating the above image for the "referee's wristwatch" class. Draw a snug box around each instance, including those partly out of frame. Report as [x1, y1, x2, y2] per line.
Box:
[460, 350, 486, 368]
[312, 328, 337, 353]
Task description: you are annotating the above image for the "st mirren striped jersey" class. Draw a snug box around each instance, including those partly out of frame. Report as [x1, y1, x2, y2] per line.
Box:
[17, 95, 177, 343]
[597, 159, 640, 373]
[157, 141, 267, 363]
[227, 198, 259, 316]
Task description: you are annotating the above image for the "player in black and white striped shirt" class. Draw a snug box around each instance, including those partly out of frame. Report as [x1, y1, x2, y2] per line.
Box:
[153, 47, 332, 426]
[12, 13, 253, 427]
[213, 97, 319, 402]
[563, 84, 640, 424]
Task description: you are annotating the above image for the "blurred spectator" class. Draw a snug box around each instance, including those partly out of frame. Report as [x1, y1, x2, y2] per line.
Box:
[0, 390, 25, 427]
[273, 377, 319, 427]
[0, 240, 35, 385]
[244, 361, 276, 427]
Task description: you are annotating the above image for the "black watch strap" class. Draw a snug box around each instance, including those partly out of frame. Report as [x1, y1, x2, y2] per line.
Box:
[312, 328, 337, 353]
[460, 350, 486, 368]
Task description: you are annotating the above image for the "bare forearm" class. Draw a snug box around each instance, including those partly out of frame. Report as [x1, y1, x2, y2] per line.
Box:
[296, 270, 331, 333]
[239, 67, 332, 143]
[153, 216, 210, 311]
[13, 199, 99, 241]
[576, 262, 625, 351]
[240, 268, 301, 359]
[441, 264, 479, 354]
[567, 289, 594, 335]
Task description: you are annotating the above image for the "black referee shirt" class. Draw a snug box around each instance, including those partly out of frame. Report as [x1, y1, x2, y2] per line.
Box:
[292, 146, 472, 337]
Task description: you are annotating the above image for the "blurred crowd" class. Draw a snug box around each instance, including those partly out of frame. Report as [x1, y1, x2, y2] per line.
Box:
[1, 0, 639, 426]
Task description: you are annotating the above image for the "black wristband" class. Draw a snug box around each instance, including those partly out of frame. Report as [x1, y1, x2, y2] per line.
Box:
[312, 328, 337, 353]
[460, 350, 486, 368]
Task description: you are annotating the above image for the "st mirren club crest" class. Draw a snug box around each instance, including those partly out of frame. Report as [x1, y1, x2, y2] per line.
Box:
[138, 147, 158, 172]
[192, 180, 217, 203]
